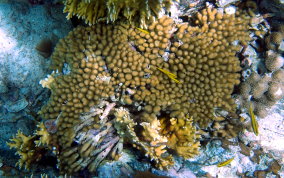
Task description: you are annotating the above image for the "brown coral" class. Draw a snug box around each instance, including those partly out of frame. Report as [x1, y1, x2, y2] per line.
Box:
[265, 30, 284, 50]
[265, 51, 284, 71]
[272, 69, 284, 82]
[34, 6, 252, 174]
[239, 70, 283, 118]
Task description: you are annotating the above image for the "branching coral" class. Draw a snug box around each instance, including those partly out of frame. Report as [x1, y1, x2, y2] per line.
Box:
[7, 131, 38, 169]
[52, 101, 177, 173]
[34, 122, 51, 146]
[160, 116, 200, 159]
[6, 123, 51, 170]
[63, 0, 172, 28]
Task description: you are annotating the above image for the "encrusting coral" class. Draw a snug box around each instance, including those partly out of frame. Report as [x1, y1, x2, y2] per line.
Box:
[63, 0, 172, 28]
[9, 5, 252, 175]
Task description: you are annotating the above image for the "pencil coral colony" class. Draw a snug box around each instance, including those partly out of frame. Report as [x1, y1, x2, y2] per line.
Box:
[7, 1, 253, 175]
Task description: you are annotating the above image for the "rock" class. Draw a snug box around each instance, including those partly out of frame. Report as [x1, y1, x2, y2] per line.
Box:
[0, 80, 8, 93]
[224, 5, 237, 15]
[0, 3, 72, 95]
[97, 150, 150, 178]
[4, 98, 28, 112]
[279, 40, 284, 52]
[239, 142, 251, 156]
[259, 0, 284, 19]
[216, 0, 240, 7]
[254, 170, 267, 178]
[269, 160, 281, 174]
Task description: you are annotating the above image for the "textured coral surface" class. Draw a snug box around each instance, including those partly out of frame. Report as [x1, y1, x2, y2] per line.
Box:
[37, 6, 251, 174]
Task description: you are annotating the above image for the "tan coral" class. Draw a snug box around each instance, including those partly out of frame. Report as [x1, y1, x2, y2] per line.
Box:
[33, 6, 251, 174]
[56, 101, 123, 174]
[7, 130, 41, 169]
[39, 73, 55, 89]
[239, 70, 284, 118]
[34, 122, 51, 146]
[140, 118, 168, 146]
[160, 116, 200, 159]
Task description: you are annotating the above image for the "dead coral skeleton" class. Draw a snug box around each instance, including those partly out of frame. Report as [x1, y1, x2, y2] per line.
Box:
[61, 101, 123, 172]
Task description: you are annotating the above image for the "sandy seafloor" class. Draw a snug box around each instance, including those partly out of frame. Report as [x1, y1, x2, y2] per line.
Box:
[0, 0, 283, 177]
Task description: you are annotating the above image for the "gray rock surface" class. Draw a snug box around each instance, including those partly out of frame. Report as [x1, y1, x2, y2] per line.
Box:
[0, 2, 72, 94]
[0, 81, 8, 93]
[4, 98, 28, 112]
[0, 2, 72, 176]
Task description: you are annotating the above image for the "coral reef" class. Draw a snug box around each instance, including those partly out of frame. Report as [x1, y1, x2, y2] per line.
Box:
[0, 7, 71, 176]
[46, 6, 251, 125]
[115, 108, 175, 170]
[9, 5, 252, 175]
[238, 21, 284, 118]
[63, 0, 172, 28]
[210, 114, 245, 139]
